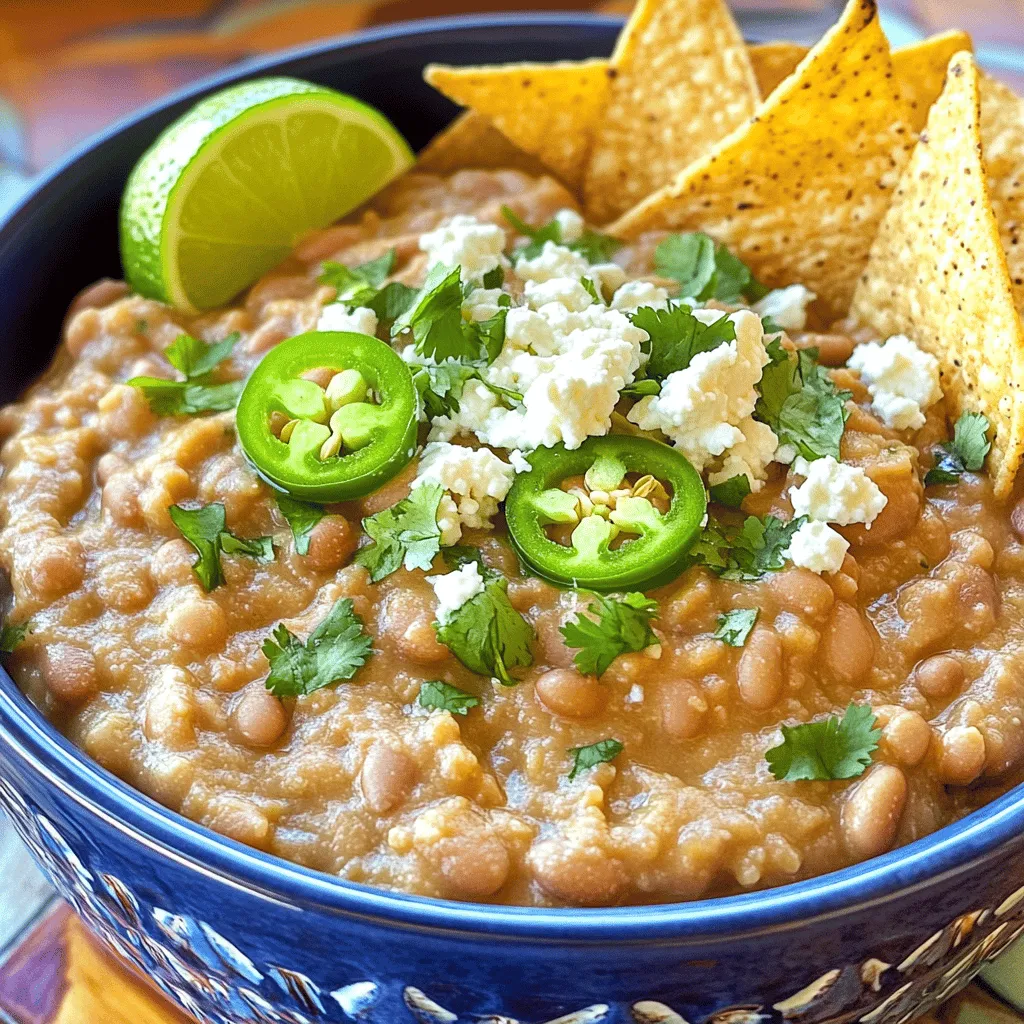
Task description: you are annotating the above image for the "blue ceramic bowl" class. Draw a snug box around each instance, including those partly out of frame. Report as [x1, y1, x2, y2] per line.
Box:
[1, 15, 1024, 1024]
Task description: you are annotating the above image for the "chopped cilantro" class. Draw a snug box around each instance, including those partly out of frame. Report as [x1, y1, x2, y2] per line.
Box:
[654, 232, 767, 303]
[319, 249, 394, 302]
[418, 680, 481, 715]
[692, 513, 805, 582]
[925, 412, 991, 486]
[412, 361, 481, 420]
[708, 474, 751, 508]
[567, 738, 624, 780]
[169, 502, 274, 591]
[714, 608, 759, 647]
[393, 263, 466, 361]
[442, 544, 488, 573]
[630, 303, 736, 383]
[434, 576, 534, 686]
[354, 483, 443, 583]
[580, 276, 601, 303]
[467, 307, 508, 364]
[766, 704, 881, 782]
[127, 332, 242, 416]
[755, 341, 851, 461]
[621, 379, 662, 398]
[482, 266, 505, 289]
[0, 620, 30, 654]
[500, 205, 621, 263]
[560, 592, 659, 677]
[275, 494, 327, 556]
[760, 315, 784, 336]
[262, 598, 372, 698]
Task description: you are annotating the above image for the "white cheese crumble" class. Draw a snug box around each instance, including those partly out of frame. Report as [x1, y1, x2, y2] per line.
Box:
[553, 208, 585, 243]
[787, 520, 849, 575]
[789, 456, 887, 527]
[426, 561, 485, 624]
[414, 441, 516, 545]
[514, 240, 624, 301]
[316, 303, 379, 336]
[611, 280, 670, 312]
[847, 334, 942, 431]
[419, 214, 507, 283]
[753, 284, 817, 332]
[428, 304, 645, 452]
[462, 287, 505, 322]
[509, 449, 532, 473]
[524, 277, 594, 312]
[707, 416, 780, 493]
[627, 310, 769, 473]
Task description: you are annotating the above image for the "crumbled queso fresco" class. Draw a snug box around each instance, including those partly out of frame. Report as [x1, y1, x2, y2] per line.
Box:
[318, 210, 940, 576]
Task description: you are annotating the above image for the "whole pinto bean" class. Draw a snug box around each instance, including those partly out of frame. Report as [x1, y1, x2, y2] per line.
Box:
[841, 765, 908, 860]
[820, 602, 874, 686]
[737, 628, 784, 710]
[360, 742, 418, 814]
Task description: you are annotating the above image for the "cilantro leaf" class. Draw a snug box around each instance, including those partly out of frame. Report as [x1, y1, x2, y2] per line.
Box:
[714, 608, 759, 647]
[568, 738, 624, 781]
[128, 332, 241, 416]
[262, 597, 372, 698]
[925, 412, 991, 486]
[654, 232, 767, 303]
[0, 620, 30, 653]
[560, 592, 659, 677]
[465, 307, 508, 364]
[482, 266, 505, 289]
[755, 342, 850, 461]
[355, 483, 443, 582]
[168, 502, 274, 591]
[708, 474, 751, 508]
[319, 249, 395, 304]
[275, 494, 327, 556]
[412, 361, 480, 420]
[441, 544, 489, 574]
[630, 304, 736, 382]
[580, 276, 601, 303]
[418, 680, 481, 715]
[392, 263, 469, 362]
[692, 513, 805, 582]
[501, 205, 621, 263]
[434, 576, 534, 685]
[367, 281, 418, 322]
[766, 704, 881, 782]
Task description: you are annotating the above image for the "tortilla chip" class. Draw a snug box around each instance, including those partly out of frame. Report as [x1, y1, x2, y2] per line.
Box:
[416, 110, 549, 176]
[423, 61, 611, 188]
[850, 53, 1024, 498]
[980, 73, 1024, 316]
[610, 0, 914, 318]
[582, 0, 759, 224]
[894, 30, 973, 125]
[748, 41, 807, 97]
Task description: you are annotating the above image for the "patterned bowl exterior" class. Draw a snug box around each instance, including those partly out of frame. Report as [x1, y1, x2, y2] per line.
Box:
[1, 14, 1024, 1024]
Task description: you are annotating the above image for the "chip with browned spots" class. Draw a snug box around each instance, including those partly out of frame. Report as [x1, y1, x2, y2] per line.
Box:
[422, 61, 611, 189]
[415, 110, 548, 177]
[851, 53, 1024, 498]
[582, 0, 759, 224]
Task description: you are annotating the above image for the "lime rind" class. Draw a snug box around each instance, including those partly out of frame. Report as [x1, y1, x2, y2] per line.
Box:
[120, 77, 414, 313]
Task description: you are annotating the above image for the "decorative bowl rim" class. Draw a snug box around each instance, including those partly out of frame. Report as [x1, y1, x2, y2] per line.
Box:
[1, 10, 1023, 944]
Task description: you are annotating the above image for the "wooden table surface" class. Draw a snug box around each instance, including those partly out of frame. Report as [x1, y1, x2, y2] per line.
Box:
[1, 1, 1023, 1020]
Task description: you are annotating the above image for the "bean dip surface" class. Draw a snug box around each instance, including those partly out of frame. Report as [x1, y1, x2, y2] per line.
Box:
[2, 168, 1023, 908]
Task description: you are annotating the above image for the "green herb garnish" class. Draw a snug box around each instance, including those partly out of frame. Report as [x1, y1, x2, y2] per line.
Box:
[561, 592, 659, 677]
[434, 576, 534, 686]
[354, 483, 444, 583]
[501, 205, 621, 263]
[654, 232, 768, 303]
[418, 680, 481, 716]
[567, 738, 624, 780]
[262, 597, 372, 697]
[708, 474, 751, 508]
[127, 332, 242, 415]
[713, 608, 759, 647]
[275, 494, 327, 556]
[766, 704, 881, 782]
[629, 303, 736, 386]
[169, 502, 274, 591]
[691, 513, 805, 582]
[0, 621, 30, 654]
[925, 412, 991, 486]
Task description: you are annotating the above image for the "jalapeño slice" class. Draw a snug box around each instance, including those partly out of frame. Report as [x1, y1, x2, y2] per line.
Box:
[236, 331, 418, 502]
[505, 436, 706, 591]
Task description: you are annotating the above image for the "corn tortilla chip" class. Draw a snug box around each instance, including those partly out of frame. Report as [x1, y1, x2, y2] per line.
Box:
[981, 73, 1024, 316]
[416, 110, 549, 177]
[748, 41, 808, 97]
[610, 0, 914, 318]
[582, 0, 759, 224]
[423, 61, 611, 189]
[850, 53, 1024, 498]
[895, 30, 973, 124]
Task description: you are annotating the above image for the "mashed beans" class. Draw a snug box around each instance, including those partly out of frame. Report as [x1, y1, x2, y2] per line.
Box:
[2, 169, 1024, 907]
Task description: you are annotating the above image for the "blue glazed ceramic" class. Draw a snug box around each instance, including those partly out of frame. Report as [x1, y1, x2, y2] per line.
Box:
[1, 15, 1024, 1024]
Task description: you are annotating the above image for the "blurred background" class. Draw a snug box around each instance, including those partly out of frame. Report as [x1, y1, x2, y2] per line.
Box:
[0, 0, 1022, 218]
[0, 1, 1023, 1020]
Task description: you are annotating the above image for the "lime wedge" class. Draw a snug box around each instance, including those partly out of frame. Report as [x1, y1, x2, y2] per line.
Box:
[120, 77, 414, 312]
